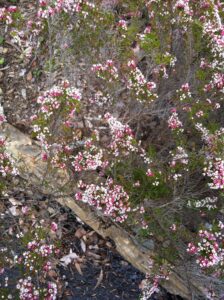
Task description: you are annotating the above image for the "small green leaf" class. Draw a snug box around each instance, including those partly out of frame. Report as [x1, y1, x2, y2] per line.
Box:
[0, 36, 4, 45]
[0, 58, 4, 65]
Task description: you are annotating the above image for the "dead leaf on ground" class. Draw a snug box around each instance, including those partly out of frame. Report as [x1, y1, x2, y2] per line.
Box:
[8, 206, 20, 216]
[74, 262, 83, 275]
[80, 239, 86, 253]
[75, 227, 86, 239]
[60, 250, 79, 266]
[86, 251, 101, 260]
[94, 269, 103, 290]
[26, 71, 32, 81]
[9, 197, 22, 206]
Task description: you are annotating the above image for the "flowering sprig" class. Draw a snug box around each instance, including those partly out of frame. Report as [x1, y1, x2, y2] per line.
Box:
[91, 60, 119, 82]
[168, 146, 189, 181]
[167, 109, 183, 132]
[0, 136, 18, 183]
[187, 196, 218, 211]
[117, 19, 128, 31]
[140, 266, 170, 300]
[32, 81, 81, 167]
[174, 0, 192, 16]
[105, 112, 138, 157]
[127, 60, 157, 103]
[0, 6, 18, 24]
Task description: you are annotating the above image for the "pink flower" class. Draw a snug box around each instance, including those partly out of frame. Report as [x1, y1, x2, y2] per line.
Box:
[117, 20, 127, 30]
[8, 6, 17, 13]
[168, 112, 183, 130]
[187, 242, 198, 254]
[21, 206, 29, 215]
[39, 0, 47, 7]
[181, 83, 190, 92]
[75, 192, 83, 201]
[146, 169, 154, 177]
[170, 224, 177, 231]
[127, 60, 136, 69]
[0, 268, 4, 275]
[144, 25, 151, 34]
[0, 114, 6, 125]
[50, 222, 58, 232]
[42, 152, 48, 161]
[43, 261, 52, 272]
[146, 81, 156, 90]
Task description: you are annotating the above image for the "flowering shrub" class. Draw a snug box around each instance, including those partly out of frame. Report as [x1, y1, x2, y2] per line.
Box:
[1, 0, 224, 298]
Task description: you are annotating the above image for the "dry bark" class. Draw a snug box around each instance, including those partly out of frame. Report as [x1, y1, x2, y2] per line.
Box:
[1, 123, 224, 299]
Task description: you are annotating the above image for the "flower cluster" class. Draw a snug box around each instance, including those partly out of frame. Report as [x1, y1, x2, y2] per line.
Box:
[16, 277, 39, 300]
[187, 196, 218, 211]
[127, 60, 157, 102]
[174, 0, 192, 16]
[32, 82, 81, 166]
[105, 113, 138, 157]
[0, 6, 17, 24]
[170, 146, 189, 166]
[187, 223, 224, 269]
[0, 137, 18, 178]
[140, 268, 169, 300]
[37, 0, 95, 19]
[44, 282, 57, 300]
[140, 276, 159, 300]
[117, 19, 128, 31]
[204, 158, 224, 190]
[168, 146, 189, 181]
[75, 179, 131, 222]
[167, 110, 183, 131]
[72, 139, 108, 171]
[16, 278, 57, 300]
[91, 60, 119, 82]
[10, 29, 34, 60]
[105, 113, 153, 176]
[178, 83, 192, 102]
[16, 238, 57, 273]
[202, 20, 224, 71]
[89, 91, 112, 107]
[0, 114, 6, 125]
